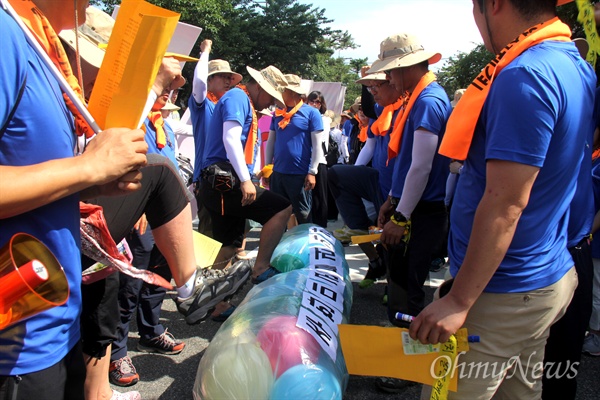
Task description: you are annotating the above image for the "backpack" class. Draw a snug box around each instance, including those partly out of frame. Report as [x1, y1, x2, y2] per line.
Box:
[322, 134, 340, 167]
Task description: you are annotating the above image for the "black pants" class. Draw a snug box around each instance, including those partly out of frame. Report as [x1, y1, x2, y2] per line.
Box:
[0, 342, 86, 400]
[312, 163, 329, 228]
[386, 201, 448, 322]
[80, 154, 192, 358]
[542, 237, 593, 400]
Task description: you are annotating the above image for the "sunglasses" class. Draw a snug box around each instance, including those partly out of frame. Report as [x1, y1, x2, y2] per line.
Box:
[308, 99, 322, 105]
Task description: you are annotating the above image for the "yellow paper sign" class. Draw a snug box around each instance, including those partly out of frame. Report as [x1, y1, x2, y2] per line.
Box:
[88, 0, 179, 129]
[339, 325, 471, 392]
[192, 231, 222, 270]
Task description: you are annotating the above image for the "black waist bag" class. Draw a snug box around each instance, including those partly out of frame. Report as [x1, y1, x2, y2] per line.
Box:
[204, 162, 239, 192]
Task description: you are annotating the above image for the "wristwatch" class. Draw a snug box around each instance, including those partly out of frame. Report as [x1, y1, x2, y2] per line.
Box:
[392, 211, 408, 223]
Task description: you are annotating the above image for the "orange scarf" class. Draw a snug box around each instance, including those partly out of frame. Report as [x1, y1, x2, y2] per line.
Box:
[238, 85, 258, 164]
[439, 18, 572, 160]
[10, 0, 95, 138]
[207, 92, 219, 104]
[354, 114, 368, 143]
[275, 100, 303, 129]
[371, 96, 406, 136]
[147, 112, 166, 149]
[387, 71, 437, 161]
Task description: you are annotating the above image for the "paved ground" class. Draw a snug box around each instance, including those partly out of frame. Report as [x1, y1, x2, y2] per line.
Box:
[111, 221, 600, 399]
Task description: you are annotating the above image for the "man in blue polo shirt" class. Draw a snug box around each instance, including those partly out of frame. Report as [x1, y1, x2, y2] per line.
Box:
[265, 74, 323, 225]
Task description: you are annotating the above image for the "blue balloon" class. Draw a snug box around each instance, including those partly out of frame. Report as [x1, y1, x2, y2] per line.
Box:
[269, 363, 342, 400]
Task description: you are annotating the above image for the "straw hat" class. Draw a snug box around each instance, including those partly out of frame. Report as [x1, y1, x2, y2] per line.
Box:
[208, 60, 243, 86]
[246, 65, 287, 104]
[451, 89, 466, 108]
[161, 100, 181, 112]
[340, 111, 353, 120]
[356, 71, 387, 85]
[368, 33, 441, 74]
[350, 96, 361, 113]
[283, 74, 306, 95]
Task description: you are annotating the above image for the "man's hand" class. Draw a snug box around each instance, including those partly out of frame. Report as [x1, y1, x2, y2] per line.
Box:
[134, 214, 148, 235]
[304, 174, 316, 191]
[200, 39, 212, 54]
[240, 180, 256, 206]
[360, 65, 370, 78]
[380, 220, 406, 246]
[153, 57, 186, 96]
[80, 128, 147, 198]
[377, 197, 394, 228]
[409, 294, 469, 345]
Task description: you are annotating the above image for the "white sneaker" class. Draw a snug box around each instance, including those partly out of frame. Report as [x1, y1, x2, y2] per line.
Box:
[111, 389, 141, 400]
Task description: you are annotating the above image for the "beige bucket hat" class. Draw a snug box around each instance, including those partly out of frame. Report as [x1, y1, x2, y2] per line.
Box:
[208, 60, 243, 86]
[350, 96, 361, 113]
[283, 74, 306, 95]
[161, 100, 181, 112]
[356, 71, 387, 85]
[451, 89, 466, 108]
[368, 33, 441, 74]
[246, 65, 287, 104]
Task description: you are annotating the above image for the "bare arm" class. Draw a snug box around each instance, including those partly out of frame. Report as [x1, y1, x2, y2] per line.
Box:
[0, 128, 148, 219]
[409, 159, 539, 344]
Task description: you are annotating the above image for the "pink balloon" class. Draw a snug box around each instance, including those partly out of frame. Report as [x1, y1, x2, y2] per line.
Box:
[256, 315, 321, 377]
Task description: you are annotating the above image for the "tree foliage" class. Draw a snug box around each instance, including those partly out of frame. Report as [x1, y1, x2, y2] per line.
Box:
[436, 44, 493, 98]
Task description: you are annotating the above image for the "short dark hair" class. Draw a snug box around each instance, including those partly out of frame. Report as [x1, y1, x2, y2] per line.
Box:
[475, 0, 556, 19]
[307, 91, 327, 114]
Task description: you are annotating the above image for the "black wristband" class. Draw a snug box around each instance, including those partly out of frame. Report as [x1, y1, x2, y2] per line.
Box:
[392, 211, 408, 223]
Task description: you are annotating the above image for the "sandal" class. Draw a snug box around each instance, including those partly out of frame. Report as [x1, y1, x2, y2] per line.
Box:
[251, 266, 280, 284]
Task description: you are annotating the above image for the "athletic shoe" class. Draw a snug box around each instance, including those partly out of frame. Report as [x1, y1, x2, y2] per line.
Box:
[332, 225, 368, 244]
[109, 356, 139, 387]
[429, 257, 446, 273]
[137, 329, 185, 355]
[110, 390, 141, 400]
[582, 333, 600, 356]
[176, 261, 251, 324]
[376, 377, 417, 393]
[359, 257, 387, 289]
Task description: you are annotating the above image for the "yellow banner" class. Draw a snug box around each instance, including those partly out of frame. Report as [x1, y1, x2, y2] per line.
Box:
[576, 0, 599, 67]
[339, 325, 471, 392]
[88, 0, 179, 129]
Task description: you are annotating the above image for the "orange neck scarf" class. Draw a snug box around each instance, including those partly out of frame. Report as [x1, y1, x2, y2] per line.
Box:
[387, 71, 437, 161]
[147, 112, 166, 149]
[439, 18, 572, 160]
[275, 100, 303, 130]
[371, 96, 406, 136]
[354, 114, 369, 143]
[207, 91, 219, 104]
[10, 0, 95, 138]
[238, 85, 258, 164]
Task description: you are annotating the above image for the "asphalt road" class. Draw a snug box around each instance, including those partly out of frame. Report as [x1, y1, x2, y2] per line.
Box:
[111, 224, 600, 399]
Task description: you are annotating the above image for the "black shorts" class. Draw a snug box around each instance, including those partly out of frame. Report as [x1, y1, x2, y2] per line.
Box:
[199, 179, 290, 248]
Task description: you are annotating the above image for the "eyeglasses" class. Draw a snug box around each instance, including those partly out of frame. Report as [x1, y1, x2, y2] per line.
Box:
[308, 99, 321, 105]
[367, 82, 386, 93]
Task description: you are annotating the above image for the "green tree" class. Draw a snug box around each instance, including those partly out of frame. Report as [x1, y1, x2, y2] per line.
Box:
[436, 44, 493, 98]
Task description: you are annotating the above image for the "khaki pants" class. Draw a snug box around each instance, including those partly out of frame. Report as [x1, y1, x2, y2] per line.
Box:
[422, 267, 577, 400]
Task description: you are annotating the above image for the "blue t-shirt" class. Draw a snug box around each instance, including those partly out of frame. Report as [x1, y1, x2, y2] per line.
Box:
[202, 88, 253, 170]
[369, 103, 397, 197]
[270, 104, 323, 175]
[389, 82, 451, 202]
[143, 117, 178, 168]
[188, 96, 215, 181]
[449, 41, 596, 293]
[0, 10, 82, 375]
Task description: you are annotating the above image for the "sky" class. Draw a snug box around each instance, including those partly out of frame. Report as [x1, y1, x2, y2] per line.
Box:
[298, 0, 483, 69]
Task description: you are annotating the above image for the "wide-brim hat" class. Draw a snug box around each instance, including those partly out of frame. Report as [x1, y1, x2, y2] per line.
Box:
[368, 33, 441, 74]
[208, 59, 243, 86]
[350, 96, 361, 113]
[355, 71, 387, 85]
[161, 100, 181, 112]
[59, 27, 106, 69]
[283, 74, 306, 95]
[340, 111, 353, 120]
[451, 88, 466, 108]
[246, 65, 287, 104]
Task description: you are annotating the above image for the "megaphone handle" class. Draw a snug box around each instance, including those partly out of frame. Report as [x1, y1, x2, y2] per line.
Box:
[0, 260, 48, 314]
